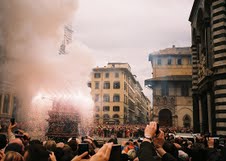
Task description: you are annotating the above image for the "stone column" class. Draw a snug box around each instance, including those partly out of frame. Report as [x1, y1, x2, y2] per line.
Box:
[207, 93, 212, 134]
[193, 93, 200, 133]
[199, 97, 203, 133]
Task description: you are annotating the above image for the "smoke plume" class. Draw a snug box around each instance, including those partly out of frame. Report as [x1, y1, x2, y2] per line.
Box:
[0, 0, 94, 138]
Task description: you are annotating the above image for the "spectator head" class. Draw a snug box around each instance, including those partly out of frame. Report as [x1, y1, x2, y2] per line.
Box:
[191, 143, 207, 161]
[5, 143, 24, 155]
[29, 140, 42, 145]
[61, 145, 74, 161]
[24, 144, 49, 161]
[178, 150, 189, 161]
[68, 139, 78, 152]
[56, 142, 65, 149]
[0, 134, 7, 149]
[127, 149, 136, 160]
[3, 151, 24, 161]
[44, 140, 56, 152]
[163, 141, 179, 159]
[108, 138, 118, 144]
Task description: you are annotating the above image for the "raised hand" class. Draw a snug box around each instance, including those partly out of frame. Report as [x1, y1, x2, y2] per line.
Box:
[71, 152, 89, 161]
[89, 143, 113, 161]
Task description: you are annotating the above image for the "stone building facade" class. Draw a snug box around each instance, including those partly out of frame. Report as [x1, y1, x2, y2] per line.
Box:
[0, 46, 18, 132]
[90, 63, 151, 125]
[145, 46, 193, 128]
[189, 0, 226, 135]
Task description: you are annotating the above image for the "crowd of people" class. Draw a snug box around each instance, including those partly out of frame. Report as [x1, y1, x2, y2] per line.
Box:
[0, 122, 226, 161]
[91, 124, 193, 138]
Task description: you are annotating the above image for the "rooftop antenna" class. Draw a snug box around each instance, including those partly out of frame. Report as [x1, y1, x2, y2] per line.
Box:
[59, 24, 73, 55]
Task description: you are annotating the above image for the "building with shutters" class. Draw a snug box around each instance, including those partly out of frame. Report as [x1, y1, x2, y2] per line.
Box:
[89, 63, 151, 125]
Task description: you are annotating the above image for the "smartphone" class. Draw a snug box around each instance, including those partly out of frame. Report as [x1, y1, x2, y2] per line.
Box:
[78, 143, 89, 158]
[109, 144, 121, 161]
[156, 123, 160, 136]
[10, 118, 15, 125]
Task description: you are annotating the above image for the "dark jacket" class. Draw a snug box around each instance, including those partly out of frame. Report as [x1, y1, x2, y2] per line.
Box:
[138, 141, 177, 161]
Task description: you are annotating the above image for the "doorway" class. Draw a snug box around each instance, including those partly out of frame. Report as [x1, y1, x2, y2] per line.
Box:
[159, 109, 172, 127]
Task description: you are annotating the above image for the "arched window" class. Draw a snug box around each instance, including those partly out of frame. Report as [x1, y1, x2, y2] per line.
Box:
[159, 109, 172, 127]
[113, 114, 119, 119]
[103, 114, 110, 119]
[113, 114, 120, 125]
[183, 115, 191, 128]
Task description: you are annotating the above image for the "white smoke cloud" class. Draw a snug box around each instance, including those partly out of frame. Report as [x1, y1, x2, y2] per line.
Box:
[0, 0, 95, 138]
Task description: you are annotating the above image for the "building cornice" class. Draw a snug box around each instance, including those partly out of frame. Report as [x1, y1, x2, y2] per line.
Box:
[189, 0, 200, 22]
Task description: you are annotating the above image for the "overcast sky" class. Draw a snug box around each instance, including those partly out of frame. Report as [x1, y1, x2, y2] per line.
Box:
[73, 0, 194, 92]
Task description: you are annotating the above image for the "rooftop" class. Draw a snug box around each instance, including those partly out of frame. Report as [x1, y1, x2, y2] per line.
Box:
[150, 46, 191, 56]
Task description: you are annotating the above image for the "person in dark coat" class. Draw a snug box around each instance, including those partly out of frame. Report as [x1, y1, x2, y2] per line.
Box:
[138, 121, 177, 161]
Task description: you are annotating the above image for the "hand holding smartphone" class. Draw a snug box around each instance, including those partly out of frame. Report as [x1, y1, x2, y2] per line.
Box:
[156, 123, 160, 136]
[109, 144, 121, 161]
[10, 118, 15, 125]
[78, 143, 89, 159]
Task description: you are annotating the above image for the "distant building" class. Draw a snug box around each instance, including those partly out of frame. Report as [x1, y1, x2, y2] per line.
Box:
[189, 0, 226, 135]
[89, 63, 151, 125]
[145, 46, 193, 128]
[0, 46, 18, 133]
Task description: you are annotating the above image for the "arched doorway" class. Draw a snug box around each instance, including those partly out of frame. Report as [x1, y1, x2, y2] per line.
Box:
[183, 115, 191, 128]
[158, 109, 172, 127]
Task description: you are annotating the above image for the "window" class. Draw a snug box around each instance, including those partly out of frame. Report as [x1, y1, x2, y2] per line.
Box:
[94, 73, 101, 78]
[157, 58, 161, 65]
[94, 94, 99, 102]
[3, 94, 9, 114]
[161, 83, 169, 96]
[113, 114, 120, 119]
[113, 82, 120, 89]
[183, 115, 191, 128]
[103, 94, 110, 102]
[113, 94, 120, 102]
[103, 82, 110, 89]
[103, 106, 110, 111]
[181, 85, 189, 96]
[167, 58, 172, 65]
[95, 106, 100, 112]
[105, 73, 109, 78]
[188, 56, 192, 65]
[115, 72, 119, 78]
[95, 82, 99, 89]
[177, 57, 182, 65]
[95, 114, 100, 118]
[113, 106, 120, 112]
[103, 114, 110, 119]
